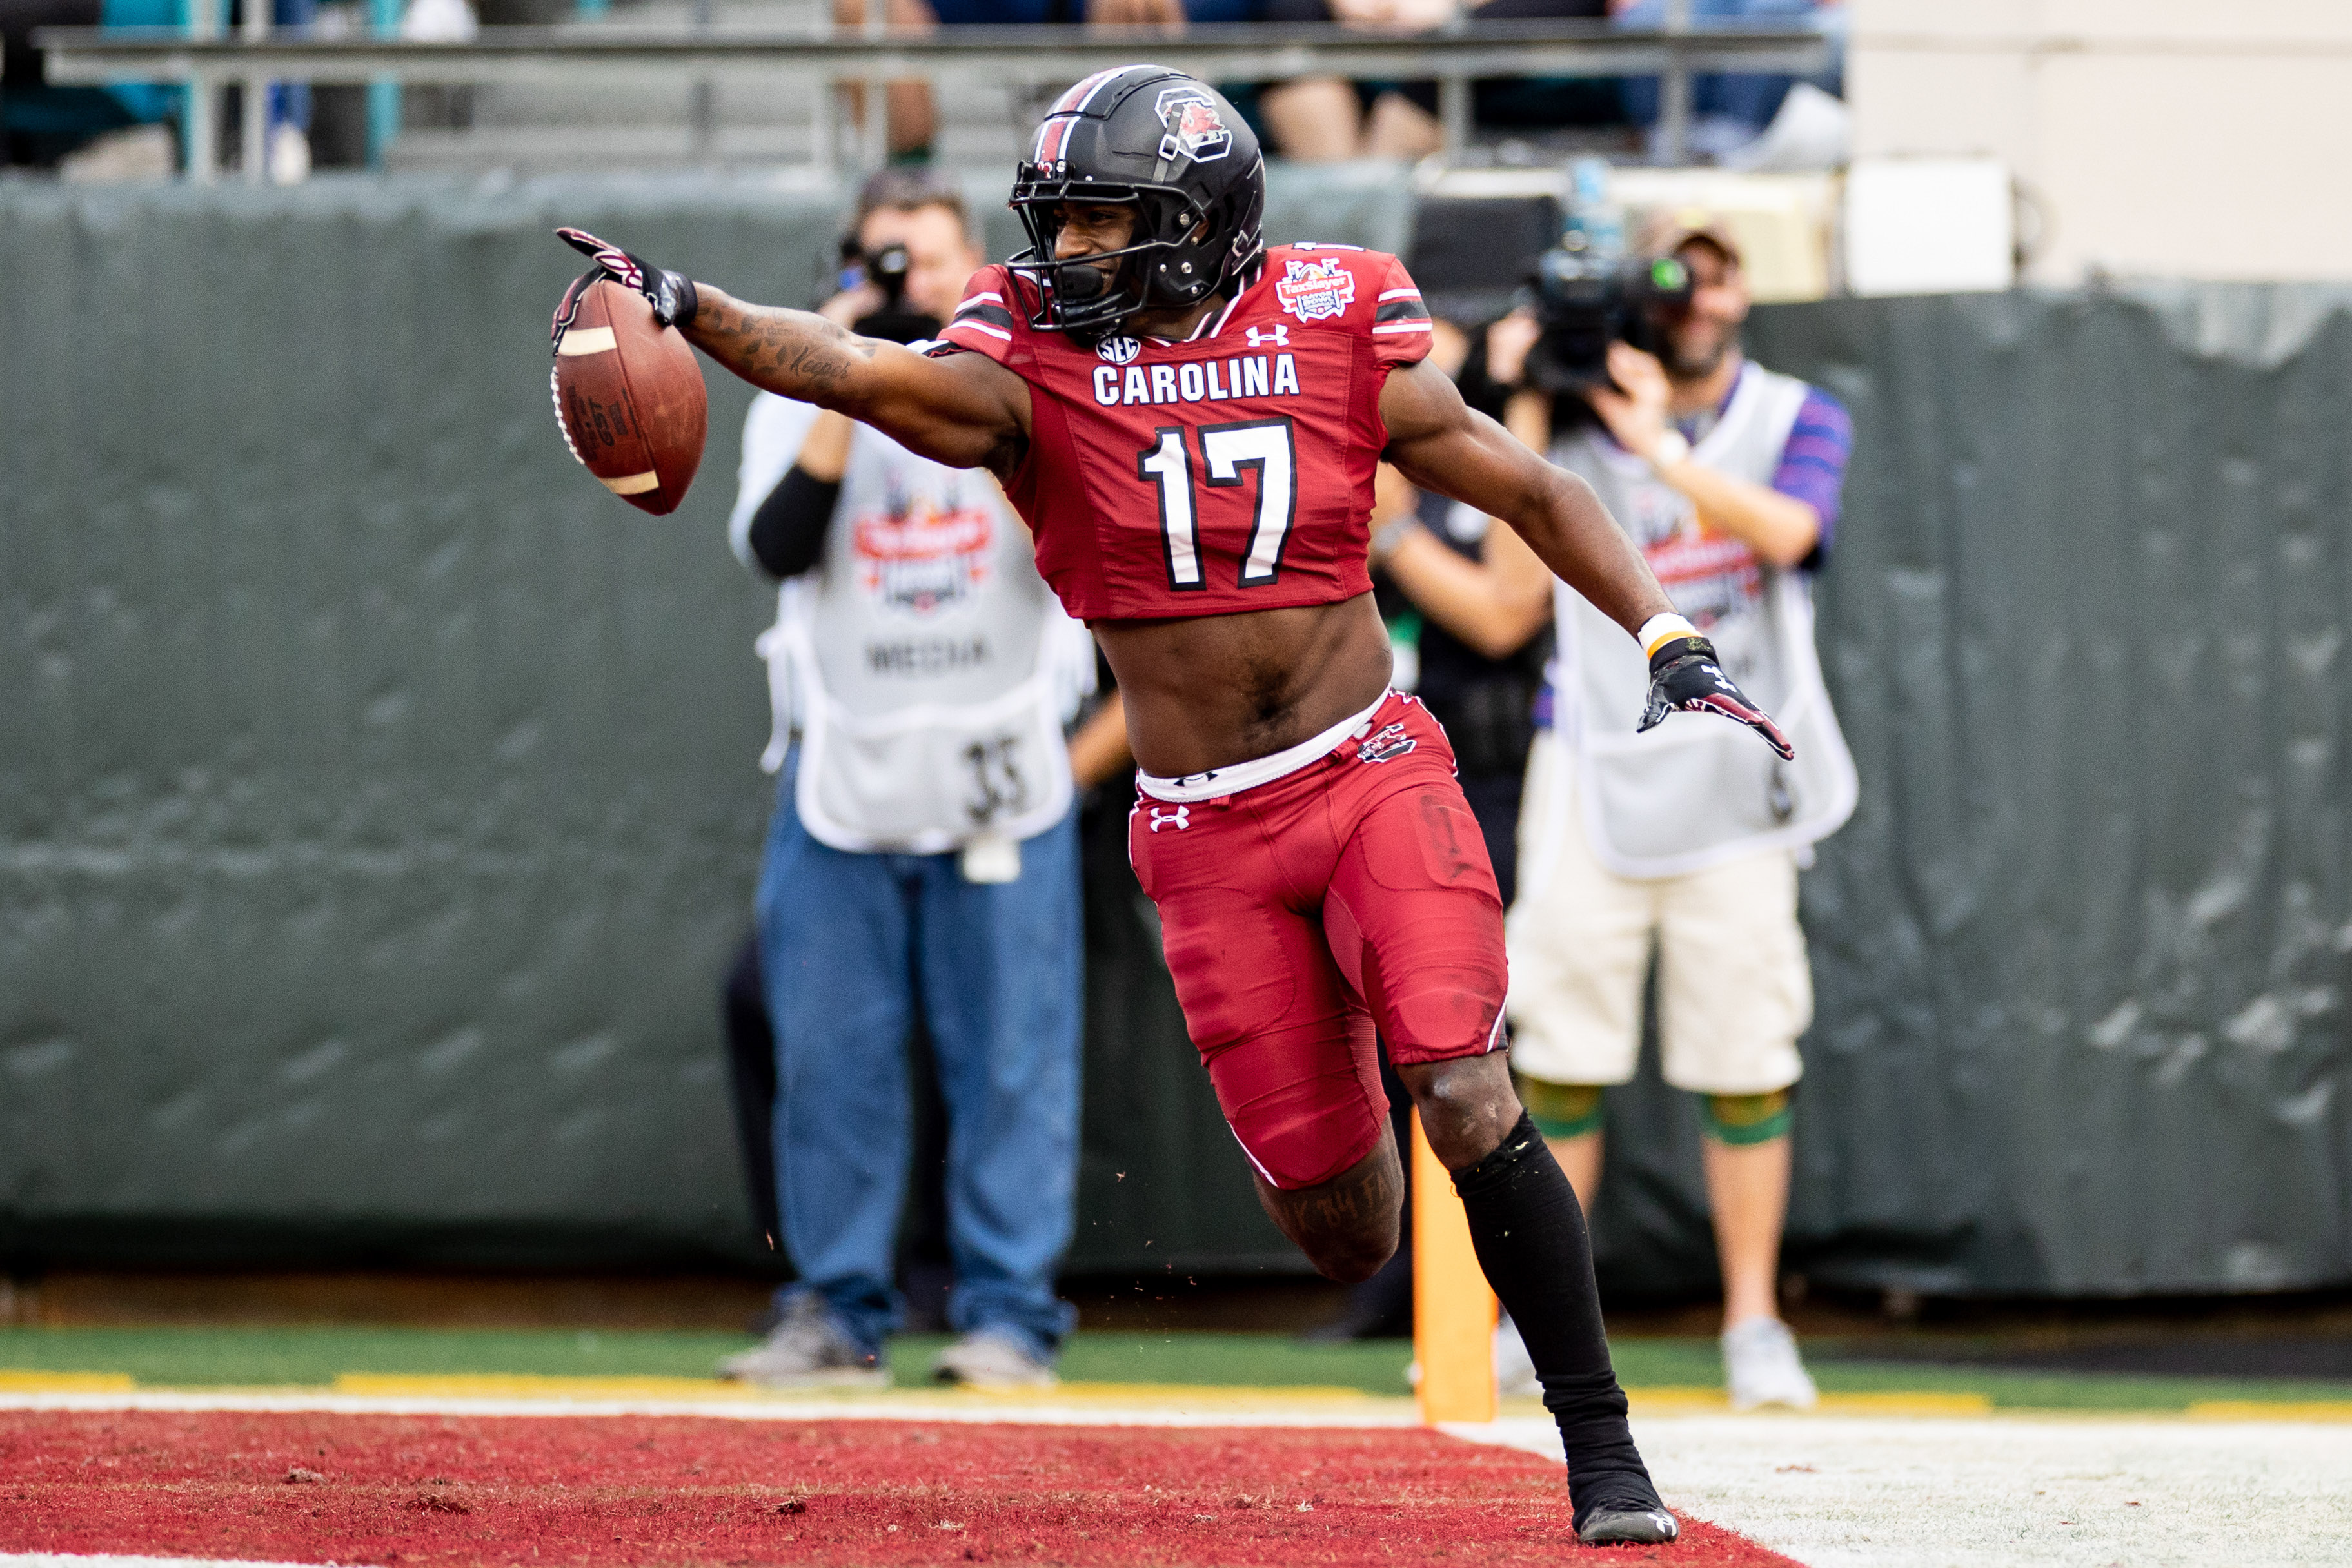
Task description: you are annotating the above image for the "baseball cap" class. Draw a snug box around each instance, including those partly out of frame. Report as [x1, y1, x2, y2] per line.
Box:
[1636, 210, 1743, 270]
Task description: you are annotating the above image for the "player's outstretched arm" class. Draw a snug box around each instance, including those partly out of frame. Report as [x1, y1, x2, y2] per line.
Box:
[687, 286, 1029, 473]
[554, 229, 1029, 476]
[1379, 358, 1667, 636]
[1379, 359, 1792, 759]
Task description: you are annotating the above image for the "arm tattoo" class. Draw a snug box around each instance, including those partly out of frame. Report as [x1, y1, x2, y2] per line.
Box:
[689, 299, 882, 402]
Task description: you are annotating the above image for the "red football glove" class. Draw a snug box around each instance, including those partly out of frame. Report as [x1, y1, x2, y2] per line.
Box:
[1638, 634, 1794, 761]
[553, 226, 699, 335]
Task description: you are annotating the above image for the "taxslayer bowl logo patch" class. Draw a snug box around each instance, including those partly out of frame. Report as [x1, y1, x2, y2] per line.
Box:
[1098, 335, 1143, 364]
[853, 475, 996, 616]
[1276, 257, 1356, 323]
[1154, 87, 1233, 164]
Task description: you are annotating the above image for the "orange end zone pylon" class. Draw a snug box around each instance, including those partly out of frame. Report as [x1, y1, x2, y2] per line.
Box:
[1410, 1109, 1497, 1424]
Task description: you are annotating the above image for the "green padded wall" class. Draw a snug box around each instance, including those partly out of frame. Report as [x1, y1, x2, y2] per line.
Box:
[0, 170, 1406, 1278]
[5, 173, 2348, 1299]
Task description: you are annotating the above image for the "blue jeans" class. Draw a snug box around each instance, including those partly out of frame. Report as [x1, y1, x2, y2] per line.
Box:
[755, 750, 1082, 1363]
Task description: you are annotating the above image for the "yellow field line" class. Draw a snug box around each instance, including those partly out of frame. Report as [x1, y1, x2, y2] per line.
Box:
[0, 1371, 136, 1392]
[2188, 1400, 2352, 1422]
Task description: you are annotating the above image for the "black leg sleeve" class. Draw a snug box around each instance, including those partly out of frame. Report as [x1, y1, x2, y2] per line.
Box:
[1451, 1110, 1659, 1525]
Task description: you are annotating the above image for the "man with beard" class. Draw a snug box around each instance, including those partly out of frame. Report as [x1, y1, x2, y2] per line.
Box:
[1376, 218, 1857, 1409]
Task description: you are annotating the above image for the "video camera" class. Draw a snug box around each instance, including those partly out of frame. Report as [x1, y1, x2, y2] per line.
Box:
[1521, 234, 1695, 395]
[838, 238, 940, 346]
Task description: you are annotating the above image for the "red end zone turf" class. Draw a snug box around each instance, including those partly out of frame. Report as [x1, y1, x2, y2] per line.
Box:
[0, 1411, 1794, 1567]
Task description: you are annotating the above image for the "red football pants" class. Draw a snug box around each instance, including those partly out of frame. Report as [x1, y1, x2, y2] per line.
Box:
[1128, 694, 1508, 1191]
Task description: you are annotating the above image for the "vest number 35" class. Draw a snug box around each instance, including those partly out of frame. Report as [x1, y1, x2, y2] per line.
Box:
[1135, 417, 1299, 591]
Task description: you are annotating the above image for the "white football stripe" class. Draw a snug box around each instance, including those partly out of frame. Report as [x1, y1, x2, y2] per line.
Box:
[555, 326, 617, 356]
[598, 469, 660, 495]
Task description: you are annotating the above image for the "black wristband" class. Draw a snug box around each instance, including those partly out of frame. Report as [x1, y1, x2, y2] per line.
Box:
[1646, 634, 1716, 675]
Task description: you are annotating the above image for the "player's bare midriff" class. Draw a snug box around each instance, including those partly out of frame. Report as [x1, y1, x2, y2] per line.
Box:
[1090, 593, 1394, 779]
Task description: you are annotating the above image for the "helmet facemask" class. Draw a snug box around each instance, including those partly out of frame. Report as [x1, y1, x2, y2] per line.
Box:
[1009, 185, 1240, 341]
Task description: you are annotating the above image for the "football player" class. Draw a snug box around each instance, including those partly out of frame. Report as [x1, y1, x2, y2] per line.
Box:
[558, 63, 1789, 1547]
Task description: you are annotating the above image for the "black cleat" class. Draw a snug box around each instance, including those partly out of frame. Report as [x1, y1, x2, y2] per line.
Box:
[1575, 1505, 1680, 1546]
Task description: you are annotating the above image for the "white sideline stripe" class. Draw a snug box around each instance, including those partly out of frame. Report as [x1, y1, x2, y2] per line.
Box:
[1450, 1414, 2352, 1568]
[0, 1558, 359, 1568]
[555, 326, 617, 356]
[0, 1389, 1424, 1429]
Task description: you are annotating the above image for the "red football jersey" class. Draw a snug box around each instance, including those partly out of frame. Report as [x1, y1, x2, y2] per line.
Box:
[933, 245, 1434, 621]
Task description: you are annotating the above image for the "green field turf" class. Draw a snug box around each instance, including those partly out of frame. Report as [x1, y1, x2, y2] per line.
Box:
[1, 1325, 2346, 1412]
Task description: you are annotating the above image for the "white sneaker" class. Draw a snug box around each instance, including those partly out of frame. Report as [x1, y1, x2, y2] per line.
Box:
[1493, 1315, 1541, 1398]
[1721, 1317, 1817, 1411]
[716, 1294, 889, 1389]
[932, 1328, 1058, 1390]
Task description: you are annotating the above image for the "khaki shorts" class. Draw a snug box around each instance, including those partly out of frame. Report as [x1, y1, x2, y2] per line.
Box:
[1505, 733, 1810, 1096]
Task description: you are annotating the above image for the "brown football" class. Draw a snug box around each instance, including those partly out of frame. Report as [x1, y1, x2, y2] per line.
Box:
[551, 279, 707, 516]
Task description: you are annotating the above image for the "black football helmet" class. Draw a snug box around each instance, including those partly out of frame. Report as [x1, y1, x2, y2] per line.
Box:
[1007, 66, 1267, 340]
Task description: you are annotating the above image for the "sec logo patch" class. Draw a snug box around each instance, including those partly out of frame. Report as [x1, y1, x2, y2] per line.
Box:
[1098, 335, 1143, 364]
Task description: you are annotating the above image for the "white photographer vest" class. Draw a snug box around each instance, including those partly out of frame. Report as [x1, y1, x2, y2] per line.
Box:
[1544, 362, 1857, 878]
[731, 393, 1093, 856]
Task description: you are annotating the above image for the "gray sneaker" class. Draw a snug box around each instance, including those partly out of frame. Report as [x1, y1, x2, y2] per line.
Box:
[1721, 1317, 1817, 1411]
[717, 1294, 889, 1389]
[932, 1328, 1058, 1390]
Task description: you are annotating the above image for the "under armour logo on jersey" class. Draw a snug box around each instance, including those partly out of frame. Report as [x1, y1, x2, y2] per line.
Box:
[1148, 805, 1191, 832]
[1245, 324, 1289, 348]
[1356, 723, 1417, 764]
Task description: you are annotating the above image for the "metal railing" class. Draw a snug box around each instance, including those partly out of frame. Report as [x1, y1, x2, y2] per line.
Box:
[37, 15, 1832, 182]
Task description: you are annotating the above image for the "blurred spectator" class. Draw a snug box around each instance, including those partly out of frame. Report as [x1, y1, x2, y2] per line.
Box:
[1370, 319, 1550, 908]
[1252, 0, 1843, 164]
[1, 0, 317, 175]
[1374, 220, 1855, 1407]
[1256, 0, 1618, 163]
[1, 0, 143, 167]
[1614, 0, 1844, 162]
[716, 170, 1129, 1392]
[836, 0, 1267, 162]
[1307, 318, 1552, 1344]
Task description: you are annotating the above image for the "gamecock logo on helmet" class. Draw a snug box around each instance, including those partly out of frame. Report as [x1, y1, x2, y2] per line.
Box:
[1097, 335, 1143, 364]
[1276, 257, 1356, 323]
[1154, 88, 1233, 164]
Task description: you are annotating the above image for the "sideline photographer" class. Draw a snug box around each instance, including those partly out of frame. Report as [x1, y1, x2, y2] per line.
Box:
[717, 168, 1127, 1393]
[1374, 218, 1856, 1409]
